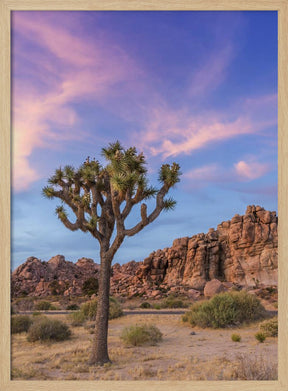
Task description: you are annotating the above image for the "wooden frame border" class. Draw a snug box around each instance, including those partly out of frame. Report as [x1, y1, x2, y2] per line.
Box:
[1, 1, 287, 390]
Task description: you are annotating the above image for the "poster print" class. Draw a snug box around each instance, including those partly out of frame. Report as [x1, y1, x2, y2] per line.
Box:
[1, 5, 285, 389]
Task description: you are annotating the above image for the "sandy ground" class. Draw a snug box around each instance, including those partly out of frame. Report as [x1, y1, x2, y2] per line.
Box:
[11, 312, 277, 381]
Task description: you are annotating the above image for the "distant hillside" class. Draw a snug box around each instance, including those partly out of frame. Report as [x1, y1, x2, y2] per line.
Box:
[12, 205, 278, 298]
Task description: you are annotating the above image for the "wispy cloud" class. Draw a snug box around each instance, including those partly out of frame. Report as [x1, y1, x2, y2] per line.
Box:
[189, 44, 234, 98]
[12, 12, 139, 192]
[137, 92, 277, 159]
[184, 158, 271, 190]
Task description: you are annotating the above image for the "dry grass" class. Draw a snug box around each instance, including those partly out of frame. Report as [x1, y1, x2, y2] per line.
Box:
[11, 312, 277, 380]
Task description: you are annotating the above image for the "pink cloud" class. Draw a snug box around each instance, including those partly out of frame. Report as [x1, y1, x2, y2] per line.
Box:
[234, 160, 270, 180]
[184, 158, 271, 190]
[137, 92, 277, 160]
[12, 13, 139, 192]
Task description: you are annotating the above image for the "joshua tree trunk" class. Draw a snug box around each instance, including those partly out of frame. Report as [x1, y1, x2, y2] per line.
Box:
[89, 251, 112, 365]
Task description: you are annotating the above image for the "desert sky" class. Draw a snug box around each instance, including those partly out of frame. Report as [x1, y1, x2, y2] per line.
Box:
[11, 11, 277, 269]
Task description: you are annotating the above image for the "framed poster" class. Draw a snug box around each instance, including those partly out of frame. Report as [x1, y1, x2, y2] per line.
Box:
[1, 1, 287, 390]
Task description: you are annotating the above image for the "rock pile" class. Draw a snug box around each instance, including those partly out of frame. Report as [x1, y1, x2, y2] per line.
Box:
[12, 205, 278, 298]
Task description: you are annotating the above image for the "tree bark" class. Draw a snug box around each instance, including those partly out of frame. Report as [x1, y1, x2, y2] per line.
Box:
[89, 251, 112, 365]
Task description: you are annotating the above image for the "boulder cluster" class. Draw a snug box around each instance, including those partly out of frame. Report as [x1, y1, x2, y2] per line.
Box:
[12, 205, 278, 299]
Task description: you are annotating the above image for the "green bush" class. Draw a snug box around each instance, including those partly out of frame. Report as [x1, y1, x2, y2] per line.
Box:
[182, 291, 266, 328]
[11, 315, 33, 334]
[255, 332, 266, 343]
[120, 324, 163, 346]
[66, 304, 80, 311]
[80, 297, 123, 321]
[68, 311, 86, 326]
[34, 301, 55, 311]
[259, 317, 278, 337]
[162, 295, 188, 309]
[140, 302, 151, 309]
[109, 297, 123, 319]
[81, 300, 98, 320]
[231, 333, 241, 342]
[27, 317, 71, 342]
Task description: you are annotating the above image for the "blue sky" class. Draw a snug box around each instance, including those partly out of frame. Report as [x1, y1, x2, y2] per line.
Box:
[11, 11, 277, 269]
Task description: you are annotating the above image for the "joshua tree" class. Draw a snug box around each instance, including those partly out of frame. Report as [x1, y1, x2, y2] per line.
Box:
[43, 141, 181, 365]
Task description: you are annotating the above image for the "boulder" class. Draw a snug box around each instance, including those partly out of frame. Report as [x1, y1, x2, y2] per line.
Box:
[204, 279, 227, 297]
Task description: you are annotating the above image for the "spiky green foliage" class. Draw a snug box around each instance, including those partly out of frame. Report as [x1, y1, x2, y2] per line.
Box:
[43, 141, 181, 248]
[159, 162, 181, 187]
[42, 186, 55, 199]
[55, 205, 68, 221]
[162, 197, 177, 211]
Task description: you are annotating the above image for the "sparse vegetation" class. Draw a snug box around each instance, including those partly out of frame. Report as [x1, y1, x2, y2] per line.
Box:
[27, 317, 71, 342]
[255, 332, 266, 343]
[11, 311, 277, 380]
[34, 301, 56, 311]
[68, 311, 86, 327]
[11, 315, 33, 334]
[161, 295, 188, 309]
[79, 297, 123, 321]
[13, 297, 34, 311]
[231, 333, 241, 342]
[259, 317, 278, 337]
[120, 324, 163, 346]
[232, 354, 277, 380]
[182, 291, 266, 328]
[66, 304, 80, 311]
[140, 302, 151, 309]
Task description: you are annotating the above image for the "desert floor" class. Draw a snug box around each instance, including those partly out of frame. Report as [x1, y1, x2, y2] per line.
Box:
[11, 310, 277, 381]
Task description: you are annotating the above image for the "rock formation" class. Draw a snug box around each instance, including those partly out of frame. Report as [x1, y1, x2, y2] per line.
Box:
[12, 205, 278, 298]
[12, 255, 99, 297]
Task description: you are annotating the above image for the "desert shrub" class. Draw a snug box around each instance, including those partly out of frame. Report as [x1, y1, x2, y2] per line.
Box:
[68, 311, 86, 326]
[80, 300, 98, 320]
[140, 302, 151, 309]
[231, 333, 241, 342]
[259, 317, 278, 337]
[232, 354, 277, 380]
[161, 295, 188, 309]
[109, 297, 123, 319]
[153, 304, 161, 310]
[80, 297, 123, 321]
[120, 324, 163, 346]
[11, 315, 33, 334]
[255, 332, 266, 343]
[66, 304, 80, 311]
[34, 301, 55, 311]
[27, 317, 71, 342]
[182, 291, 266, 328]
[14, 297, 34, 311]
[82, 277, 99, 297]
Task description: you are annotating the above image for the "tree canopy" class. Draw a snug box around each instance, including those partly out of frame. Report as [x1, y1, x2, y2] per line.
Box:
[43, 141, 181, 258]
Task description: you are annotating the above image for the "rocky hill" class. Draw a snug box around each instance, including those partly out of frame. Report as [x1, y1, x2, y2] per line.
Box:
[12, 205, 278, 299]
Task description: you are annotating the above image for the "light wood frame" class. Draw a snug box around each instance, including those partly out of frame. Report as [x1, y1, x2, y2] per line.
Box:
[1, 1, 287, 390]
